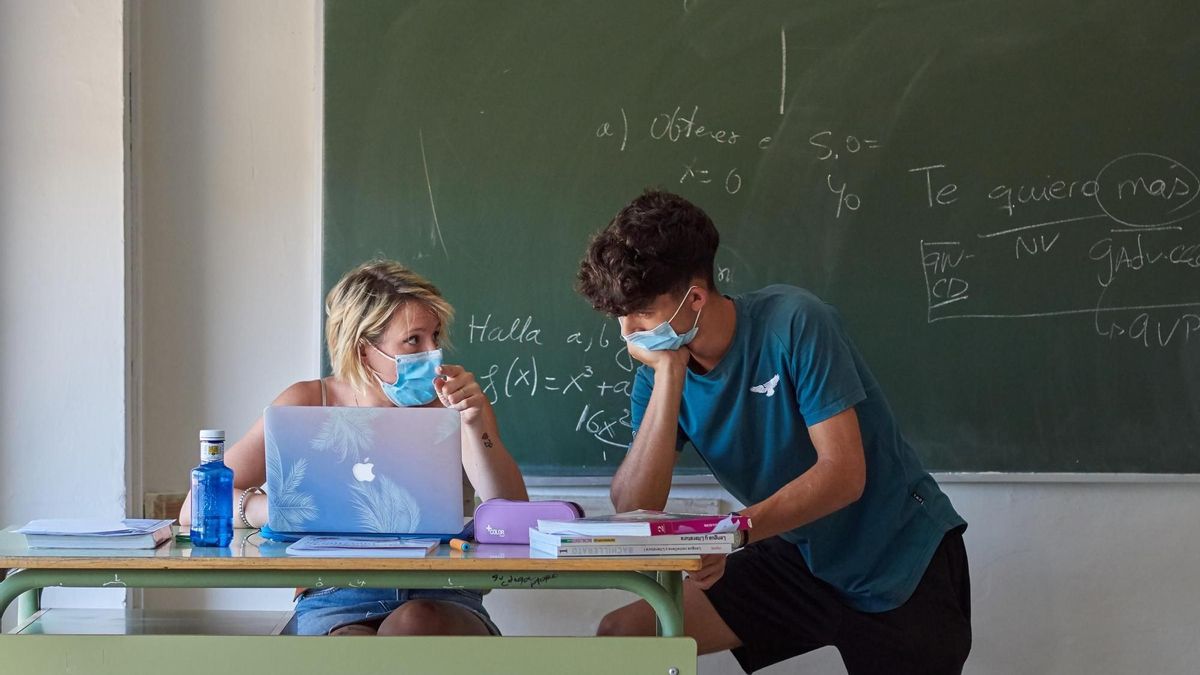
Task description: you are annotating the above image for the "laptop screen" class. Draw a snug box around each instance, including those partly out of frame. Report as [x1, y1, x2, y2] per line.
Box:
[263, 405, 464, 536]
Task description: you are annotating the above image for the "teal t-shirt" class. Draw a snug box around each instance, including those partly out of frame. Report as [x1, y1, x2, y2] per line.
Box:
[630, 285, 965, 612]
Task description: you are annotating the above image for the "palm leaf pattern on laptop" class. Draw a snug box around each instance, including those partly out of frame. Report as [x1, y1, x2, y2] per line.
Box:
[265, 436, 319, 530]
[348, 474, 422, 533]
[432, 412, 460, 444]
[310, 408, 381, 463]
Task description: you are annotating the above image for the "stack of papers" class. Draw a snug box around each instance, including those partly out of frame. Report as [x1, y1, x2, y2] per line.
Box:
[285, 536, 439, 558]
[18, 519, 174, 536]
[17, 518, 175, 549]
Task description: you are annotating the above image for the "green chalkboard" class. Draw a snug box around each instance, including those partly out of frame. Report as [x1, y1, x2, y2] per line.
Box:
[323, 1, 1200, 475]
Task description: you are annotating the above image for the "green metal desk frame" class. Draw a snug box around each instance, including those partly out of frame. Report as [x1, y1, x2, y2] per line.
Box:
[2, 568, 695, 674]
[2, 567, 686, 636]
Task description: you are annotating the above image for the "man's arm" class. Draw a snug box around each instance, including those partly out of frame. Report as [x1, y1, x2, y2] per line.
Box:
[610, 360, 688, 512]
[738, 407, 867, 543]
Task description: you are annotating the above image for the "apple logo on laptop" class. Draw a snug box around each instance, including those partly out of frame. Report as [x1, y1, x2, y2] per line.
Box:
[352, 458, 376, 482]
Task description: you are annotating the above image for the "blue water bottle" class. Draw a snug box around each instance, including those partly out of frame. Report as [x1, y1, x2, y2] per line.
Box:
[190, 429, 234, 547]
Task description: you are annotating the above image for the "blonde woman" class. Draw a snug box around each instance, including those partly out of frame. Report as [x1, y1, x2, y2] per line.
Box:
[179, 260, 528, 636]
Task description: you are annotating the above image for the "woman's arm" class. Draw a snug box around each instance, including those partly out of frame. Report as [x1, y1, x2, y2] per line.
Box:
[178, 380, 321, 527]
[459, 411, 528, 502]
[435, 364, 528, 502]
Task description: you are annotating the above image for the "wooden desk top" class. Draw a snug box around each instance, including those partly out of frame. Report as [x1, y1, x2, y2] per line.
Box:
[0, 529, 702, 572]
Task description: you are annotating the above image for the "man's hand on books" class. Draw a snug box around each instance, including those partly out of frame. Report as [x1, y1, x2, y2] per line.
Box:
[686, 553, 728, 590]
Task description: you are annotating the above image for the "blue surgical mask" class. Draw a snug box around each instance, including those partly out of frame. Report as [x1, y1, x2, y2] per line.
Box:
[369, 344, 443, 407]
[622, 286, 702, 351]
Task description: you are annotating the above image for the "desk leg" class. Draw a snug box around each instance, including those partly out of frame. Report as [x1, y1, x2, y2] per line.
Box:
[655, 571, 684, 637]
[0, 573, 45, 625]
[16, 590, 40, 624]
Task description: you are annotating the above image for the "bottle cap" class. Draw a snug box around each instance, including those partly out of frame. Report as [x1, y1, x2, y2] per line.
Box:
[199, 429, 225, 441]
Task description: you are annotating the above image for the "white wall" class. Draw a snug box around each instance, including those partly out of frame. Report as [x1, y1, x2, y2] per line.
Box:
[14, 1, 1187, 672]
[0, 0, 128, 630]
[135, 0, 321, 500]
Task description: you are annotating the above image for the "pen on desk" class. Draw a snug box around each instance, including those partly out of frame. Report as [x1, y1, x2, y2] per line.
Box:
[449, 538, 473, 552]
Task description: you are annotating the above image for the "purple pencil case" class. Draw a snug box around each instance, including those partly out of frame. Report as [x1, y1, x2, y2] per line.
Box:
[473, 499, 585, 544]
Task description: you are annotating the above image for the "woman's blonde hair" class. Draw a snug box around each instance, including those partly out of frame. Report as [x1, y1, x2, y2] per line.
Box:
[325, 260, 454, 393]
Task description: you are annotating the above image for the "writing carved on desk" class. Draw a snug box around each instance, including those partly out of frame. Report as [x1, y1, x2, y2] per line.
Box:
[490, 573, 559, 589]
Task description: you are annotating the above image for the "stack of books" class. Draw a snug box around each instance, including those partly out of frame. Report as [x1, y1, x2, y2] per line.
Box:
[530, 509, 751, 558]
[17, 518, 175, 549]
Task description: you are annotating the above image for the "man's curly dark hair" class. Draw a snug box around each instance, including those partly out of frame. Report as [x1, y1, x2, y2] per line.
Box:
[576, 189, 719, 317]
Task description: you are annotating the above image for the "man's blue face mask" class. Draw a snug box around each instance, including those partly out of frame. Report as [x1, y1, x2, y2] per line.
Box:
[622, 286, 702, 352]
[369, 343, 443, 407]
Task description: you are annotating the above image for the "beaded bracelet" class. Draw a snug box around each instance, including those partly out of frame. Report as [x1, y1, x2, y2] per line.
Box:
[237, 486, 266, 529]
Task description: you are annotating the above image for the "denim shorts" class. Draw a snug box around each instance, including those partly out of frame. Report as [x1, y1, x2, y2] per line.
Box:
[293, 587, 501, 636]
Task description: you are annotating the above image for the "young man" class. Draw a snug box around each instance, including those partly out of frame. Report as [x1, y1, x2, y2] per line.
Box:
[576, 190, 971, 674]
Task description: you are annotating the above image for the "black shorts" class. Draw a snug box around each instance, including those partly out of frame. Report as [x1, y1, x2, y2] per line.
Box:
[703, 526, 971, 674]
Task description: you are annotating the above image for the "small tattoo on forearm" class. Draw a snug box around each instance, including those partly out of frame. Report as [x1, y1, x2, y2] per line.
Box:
[482, 433, 494, 448]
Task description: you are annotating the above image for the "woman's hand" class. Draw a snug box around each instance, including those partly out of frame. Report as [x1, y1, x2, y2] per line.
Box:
[433, 364, 493, 426]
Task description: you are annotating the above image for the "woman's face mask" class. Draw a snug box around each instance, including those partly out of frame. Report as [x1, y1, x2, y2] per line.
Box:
[368, 343, 443, 407]
[622, 286, 702, 352]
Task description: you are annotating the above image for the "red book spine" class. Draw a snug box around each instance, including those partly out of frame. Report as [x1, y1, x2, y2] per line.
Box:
[649, 515, 751, 535]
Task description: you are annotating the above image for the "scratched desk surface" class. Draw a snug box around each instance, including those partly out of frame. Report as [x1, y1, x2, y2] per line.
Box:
[0, 529, 702, 572]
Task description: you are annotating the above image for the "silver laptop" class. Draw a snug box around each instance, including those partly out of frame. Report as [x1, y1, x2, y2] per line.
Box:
[263, 405, 464, 537]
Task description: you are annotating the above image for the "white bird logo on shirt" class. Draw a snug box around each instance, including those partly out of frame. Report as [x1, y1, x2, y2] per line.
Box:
[750, 374, 780, 397]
